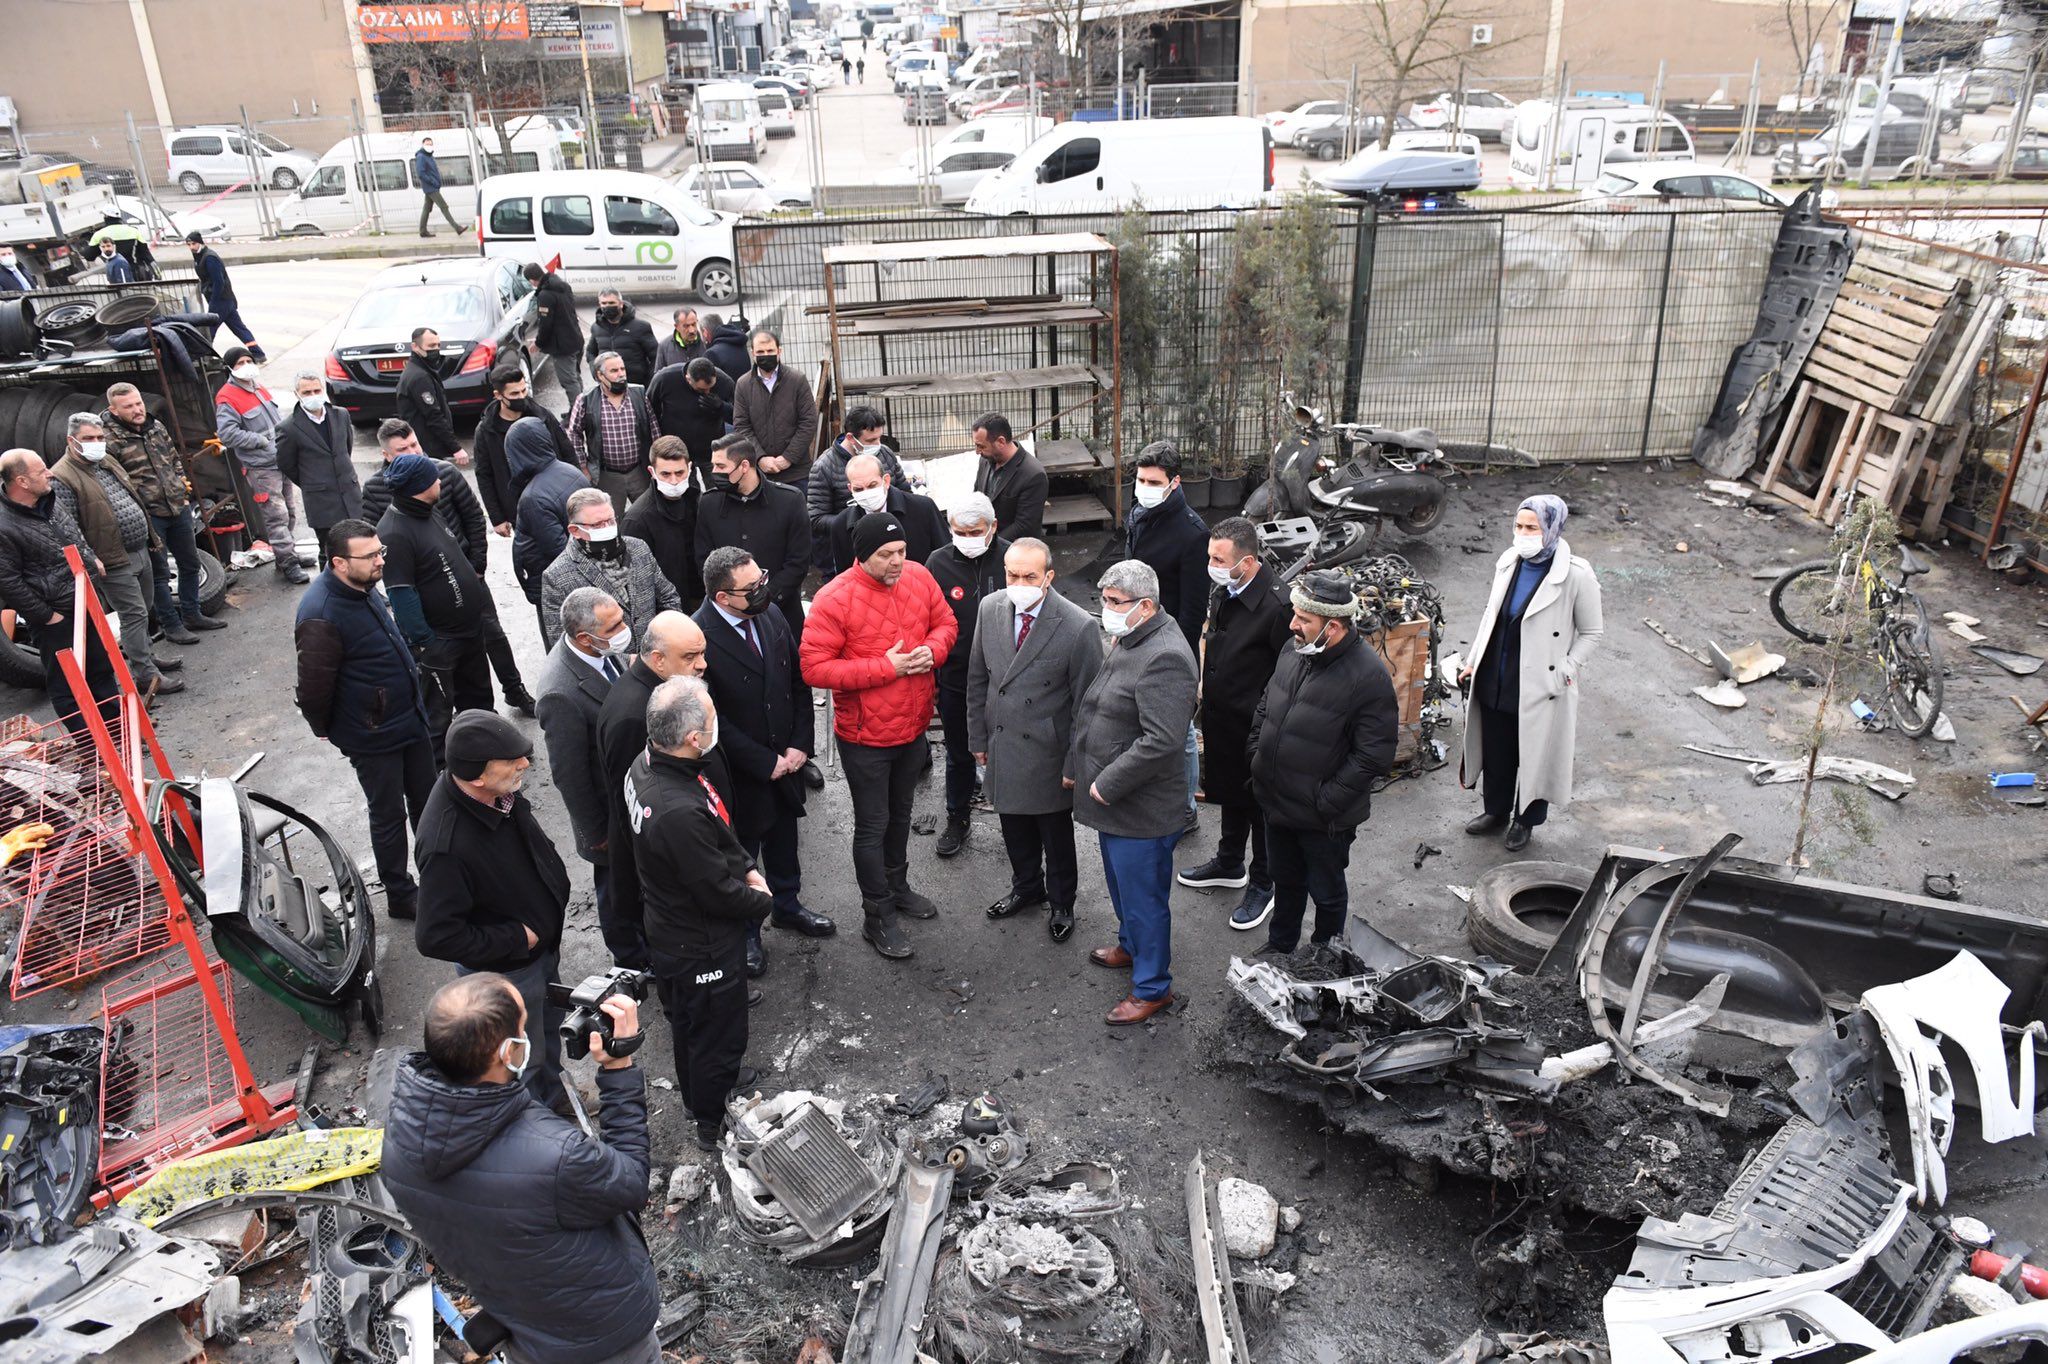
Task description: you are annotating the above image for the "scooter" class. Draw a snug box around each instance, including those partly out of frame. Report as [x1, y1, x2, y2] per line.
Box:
[1245, 395, 1454, 578]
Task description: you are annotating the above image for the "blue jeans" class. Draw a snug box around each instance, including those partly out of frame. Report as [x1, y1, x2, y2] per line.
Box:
[150, 508, 203, 623]
[1098, 829, 1182, 1001]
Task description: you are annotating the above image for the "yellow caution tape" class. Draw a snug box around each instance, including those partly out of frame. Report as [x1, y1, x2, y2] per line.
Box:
[119, 1127, 384, 1226]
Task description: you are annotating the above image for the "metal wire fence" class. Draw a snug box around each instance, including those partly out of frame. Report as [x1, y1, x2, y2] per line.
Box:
[734, 203, 1778, 466]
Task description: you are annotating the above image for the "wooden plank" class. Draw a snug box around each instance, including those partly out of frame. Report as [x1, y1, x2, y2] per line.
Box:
[1928, 294, 2001, 425]
[1833, 282, 1947, 331]
[1811, 331, 1916, 378]
[1821, 308, 1932, 361]
[1034, 437, 1102, 473]
[1845, 261, 1957, 310]
[1915, 425, 1972, 539]
[1852, 249, 1961, 293]
[841, 305, 1111, 337]
[842, 363, 1110, 400]
[1819, 404, 1880, 525]
[1804, 360, 1903, 411]
[1041, 492, 1115, 531]
[1807, 342, 1911, 394]
[823, 232, 1113, 266]
[1755, 379, 1815, 500]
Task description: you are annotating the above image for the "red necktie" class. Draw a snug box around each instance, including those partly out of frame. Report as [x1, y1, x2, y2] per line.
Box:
[1017, 611, 1033, 648]
[698, 775, 732, 827]
[743, 619, 760, 655]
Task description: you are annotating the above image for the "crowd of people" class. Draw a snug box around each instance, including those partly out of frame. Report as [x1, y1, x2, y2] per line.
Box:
[0, 265, 1607, 1364]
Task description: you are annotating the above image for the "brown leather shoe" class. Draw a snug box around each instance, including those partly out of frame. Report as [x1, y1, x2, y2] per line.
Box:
[1089, 944, 1133, 970]
[1105, 993, 1175, 1025]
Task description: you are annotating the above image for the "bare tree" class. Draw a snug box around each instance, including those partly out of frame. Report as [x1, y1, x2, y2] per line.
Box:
[1324, 0, 1530, 148]
[1776, 0, 1845, 103]
[363, 1, 548, 157]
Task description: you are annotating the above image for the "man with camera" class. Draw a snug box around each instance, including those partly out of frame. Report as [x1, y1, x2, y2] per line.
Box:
[414, 711, 573, 1110]
[628, 675, 773, 1151]
[382, 973, 662, 1364]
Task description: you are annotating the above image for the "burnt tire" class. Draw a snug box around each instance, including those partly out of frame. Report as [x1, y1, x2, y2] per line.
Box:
[0, 615, 44, 690]
[1464, 859, 1593, 969]
[1397, 496, 1445, 534]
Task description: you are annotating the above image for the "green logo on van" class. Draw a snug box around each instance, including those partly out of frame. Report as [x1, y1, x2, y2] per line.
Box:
[634, 240, 675, 265]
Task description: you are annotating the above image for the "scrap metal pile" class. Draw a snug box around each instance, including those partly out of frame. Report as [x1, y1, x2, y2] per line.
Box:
[1226, 831, 2048, 1361]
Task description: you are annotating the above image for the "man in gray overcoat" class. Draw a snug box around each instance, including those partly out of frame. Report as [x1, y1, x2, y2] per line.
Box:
[967, 537, 1103, 943]
[1067, 559, 1198, 1026]
[535, 587, 626, 961]
[540, 488, 682, 650]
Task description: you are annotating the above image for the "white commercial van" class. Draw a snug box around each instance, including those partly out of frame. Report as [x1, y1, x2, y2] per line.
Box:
[1508, 100, 1695, 189]
[898, 114, 1053, 173]
[478, 169, 742, 304]
[964, 117, 1273, 215]
[696, 82, 767, 163]
[274, 126, 564, 235]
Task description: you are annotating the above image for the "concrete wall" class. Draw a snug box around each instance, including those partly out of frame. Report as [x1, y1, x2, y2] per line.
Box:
[7, 0, 365, 179]
[1243, 0, 1823, 114]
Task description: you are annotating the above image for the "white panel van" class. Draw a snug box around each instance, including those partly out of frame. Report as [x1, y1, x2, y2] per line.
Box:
[274, 126, 565, 236]
[478, 169, 742, 304]
[696, 83, 767, 163]
[964, 117, 1273, 215]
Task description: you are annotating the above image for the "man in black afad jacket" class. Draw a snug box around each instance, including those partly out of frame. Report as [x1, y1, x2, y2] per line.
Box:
[393, 327, 468, 467]
[1247, 571, 1397, 955]
[922, 492, 1007, 858]
[524, 263, 585, 408]
[627, 676, 772, 1150]
[586, 291, 660, 387]
[414, 711, 574, 1109]
[474, 367, 579, 533]
[381, 973, 662, 1364]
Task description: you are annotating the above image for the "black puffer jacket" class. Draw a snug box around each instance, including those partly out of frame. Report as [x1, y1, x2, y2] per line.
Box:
[924, 536, 1008, 687]
[474, 398, 578, 527]
[703, 321, 750, 381]
[530, 271, 583, 357]
[1248, 629, 1398, 834]
[361, 458, 487, 573]
[585, 302, 660, 386]
[380, 1054, 659, 1364]
[0, 491, 100, 627]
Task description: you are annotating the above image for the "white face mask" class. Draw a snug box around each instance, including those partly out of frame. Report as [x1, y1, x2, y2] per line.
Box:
[1102, 603, 1135, 637]
[952, 532, 990, 559]
[1207, 558, 1248, 589]
[604, 625, 633, 655]
[78, 441, 107, 463]
[1133, 482, 1169, 509]
[1295, 621, 1334, 656]
[855, 439, 885, 458]
[299, 392, 327, 415]
[499, 1034, 530, 1079]
[694, 720, 719, 755]
[1006, 583, 1043, 611]
[583, 523, 619, 543]
[654, 477, 689, 500]
[850, 484, 888, 513]
[232, 363, 260, 384]
[1513, 532, 1546, 560]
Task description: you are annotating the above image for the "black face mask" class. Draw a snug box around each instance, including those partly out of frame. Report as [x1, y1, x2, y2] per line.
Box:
[604, 378, 628, 396]
[599, 307, 622, 322]
[753, 353, 779, 374]
[708, 471, 734, 491]
[581, 533, 623, 561]
[739, 578, 773, 614]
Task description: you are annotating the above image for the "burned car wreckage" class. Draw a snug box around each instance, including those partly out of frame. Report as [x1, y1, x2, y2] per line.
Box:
[1226, 833, 2048, 1362]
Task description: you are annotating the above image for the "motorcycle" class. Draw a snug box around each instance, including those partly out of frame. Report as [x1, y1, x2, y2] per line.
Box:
[1244, 395, 1455, 578]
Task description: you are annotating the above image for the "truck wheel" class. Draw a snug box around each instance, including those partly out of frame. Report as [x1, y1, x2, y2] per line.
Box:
[1465, 860, 1594, 968]
[0, 612, 43, 690]
[178, 172, 205, 195]
[692, 259, 739, 304]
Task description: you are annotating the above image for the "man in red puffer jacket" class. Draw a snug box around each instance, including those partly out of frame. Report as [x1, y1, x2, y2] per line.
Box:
[802, 512, 958, 960]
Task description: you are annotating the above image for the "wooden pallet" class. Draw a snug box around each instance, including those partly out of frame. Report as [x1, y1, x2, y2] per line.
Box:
[1754, 380, 1936, 527]
[1803, 251, 1961, 414]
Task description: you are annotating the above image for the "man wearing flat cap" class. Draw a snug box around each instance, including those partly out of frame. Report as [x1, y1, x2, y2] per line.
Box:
[414, 709, 574, 1110]
[377, 452, 493, 748]
[1247, 570, 1398, 955]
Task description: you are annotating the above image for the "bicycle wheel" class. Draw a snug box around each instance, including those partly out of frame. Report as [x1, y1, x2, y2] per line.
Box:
[1769, 558, 1868, 647]
[1883, 602, 1944, 738]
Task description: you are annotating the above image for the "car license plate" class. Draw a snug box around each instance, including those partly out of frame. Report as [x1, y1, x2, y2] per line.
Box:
[374, 357, 405, 373]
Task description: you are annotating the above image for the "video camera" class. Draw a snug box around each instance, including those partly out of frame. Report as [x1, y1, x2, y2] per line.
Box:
[546, 968, 654, 1061]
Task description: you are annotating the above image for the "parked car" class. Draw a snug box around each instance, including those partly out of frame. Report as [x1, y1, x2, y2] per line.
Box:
[1931, 139, 2048, 179]
[1772, 114, 1936, 181]
[967, 86, 1047, 121]
[751, 75, 811, 109]
[1314, 147, 1481, 202]
[111, 193, 230, 242]
[1405, 89, 1517, 143]
[478, 168, 740, 302]
[165, 126, 317, 193]
[324, 257, 536, 425]
[1261, 100, 1352, 148]
[678, 163, 811, 213]
[1297, 115, 1420, 162]
[904, 75, 950, 125]
[695, 82, 767, 163]
[898, 115, 1054, 172]
[29, 152, 136, 194]
[949, 72, 1021, 116]
[1390, 129, 1483, 155]
[890, 146, 1016, 204]
[1585, 160, 1789, 206]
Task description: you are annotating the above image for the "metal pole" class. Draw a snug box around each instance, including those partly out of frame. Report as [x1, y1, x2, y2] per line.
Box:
[1541, 61, 1569, 192]
[124, 110, 167, 237]
[1856, 0, 1908, 188]
[1999, 52, 2037, 180]
[1344, 64, 1359, 159]
[1911, 59, 1943, 182]
[352, 98, 384, 235]
[464, 93, 485, 230]
[238, 104, 277, 240]
[1453, 61, 1467, 142]
[1340, 207, 1375, 422]
[1648, 59, 1667, 159]
[578, 7, 601, 166]
[1116, 19, 1126, 119]
[1733, 58, 1761, 167]
[1640, 214, 1676, 459]
[1983, 344, 2048, 563]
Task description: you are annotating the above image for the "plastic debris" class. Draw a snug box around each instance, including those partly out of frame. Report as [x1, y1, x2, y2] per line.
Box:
[1971, 645, 2045, 676]
[1949, 620, 1988, 643]
[1642, 618, 1713, 669]
[1692, 678, 1747, 709]
[1990, 772, 2039, 789]
[1931, 712, 1956, 742]
[1709, 640, 1785, 684]
[1944, 611, 1981, 627]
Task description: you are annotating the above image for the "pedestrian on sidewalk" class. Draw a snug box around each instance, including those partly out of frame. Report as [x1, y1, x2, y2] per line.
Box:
[1457, 494, 1604, 853]
[857, 55, 866, 83]
[295, 517, 435, 921]
[841, 55, 853, 82]
[187, 233, 263, 360]
[413, 137, 467, 237]
[48, 414, 175, 697]
[102, 382, 225, 640]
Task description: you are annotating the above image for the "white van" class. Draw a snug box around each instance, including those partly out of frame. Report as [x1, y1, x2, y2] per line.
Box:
[964, 117, 1273, 215]
[898, 114, 1053, 173]
[893, 51, 949, 91]
[274, 126, 565, 236]
[696, 82, 767, 163]
[165, 126, 319, 193]
[478, 169, 742, 304]
[756, 87, 797, 139]
[1508, 100, 1695, 188]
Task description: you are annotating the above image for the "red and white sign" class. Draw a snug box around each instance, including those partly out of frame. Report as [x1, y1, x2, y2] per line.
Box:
[357, 3, 532, 43]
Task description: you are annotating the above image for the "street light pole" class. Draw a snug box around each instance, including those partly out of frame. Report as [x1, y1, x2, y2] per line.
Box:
[1856, 0, 1909, 188]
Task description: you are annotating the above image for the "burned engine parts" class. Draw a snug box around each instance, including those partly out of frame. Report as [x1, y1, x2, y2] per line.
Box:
[725, 1091, 897, 1265]
[945, 1092, 1029, 1182]
[0, 1024, 107, 1249]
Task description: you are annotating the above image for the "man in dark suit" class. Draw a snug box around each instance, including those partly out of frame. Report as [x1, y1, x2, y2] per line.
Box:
[534, 587, 630, 964]
[923, 492, 1007, 859]
[967, 537, 1102, 943]
[826, 453, 945, 577]
[695, 547, 835, 973]
[693, 438, 810, 655]
[1177, 517, 1293, 931]
[972, 413, 1049, 541]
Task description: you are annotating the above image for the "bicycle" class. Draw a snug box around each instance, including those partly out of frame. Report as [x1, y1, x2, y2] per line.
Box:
[1767, 543, 1944, 737]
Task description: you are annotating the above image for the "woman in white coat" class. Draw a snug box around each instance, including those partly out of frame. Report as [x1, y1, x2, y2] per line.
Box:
[1457, 495, 1604, 851]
